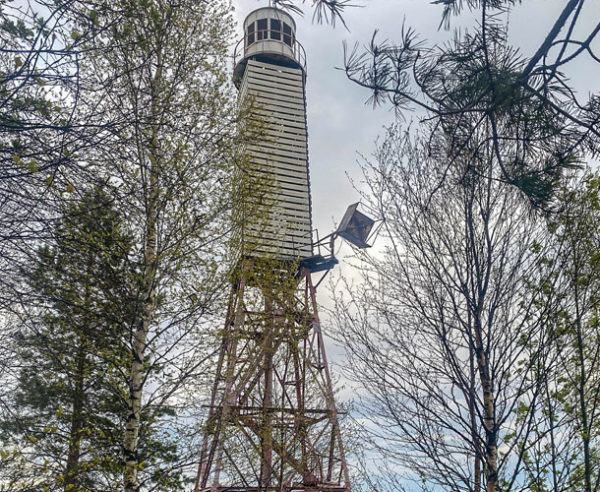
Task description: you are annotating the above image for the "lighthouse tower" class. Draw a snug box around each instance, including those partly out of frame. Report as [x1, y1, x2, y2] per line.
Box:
[194, 6, 351, 492]
[233, 6, 312, 261]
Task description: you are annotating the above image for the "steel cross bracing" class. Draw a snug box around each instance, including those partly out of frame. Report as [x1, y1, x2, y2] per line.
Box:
[194, 260, 350, 492]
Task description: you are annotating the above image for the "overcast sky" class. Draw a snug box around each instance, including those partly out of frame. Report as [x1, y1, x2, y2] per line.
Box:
[228, 0, 600, 475]
[230, 0, 600, 359]
[232, 0, 599, 244]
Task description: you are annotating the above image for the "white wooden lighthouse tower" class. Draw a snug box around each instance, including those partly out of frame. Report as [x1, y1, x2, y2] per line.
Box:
[233, 6, 313, 261]
[194, 6, 352, 492]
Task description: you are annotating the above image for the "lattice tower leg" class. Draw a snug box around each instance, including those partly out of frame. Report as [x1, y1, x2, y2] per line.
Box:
[194, 262, 351, 492]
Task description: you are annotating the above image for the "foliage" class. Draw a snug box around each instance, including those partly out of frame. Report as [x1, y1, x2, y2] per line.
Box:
[1, 188, 134, 490]
[73, 0, 240, 489]
[282, 0, 598, 207]
[1, 0, 243, 489]
[0, 0, 112, 309]
[333, 125, 558, 492]
[344, 0, 598, 206]
[521, 174, 600, 492]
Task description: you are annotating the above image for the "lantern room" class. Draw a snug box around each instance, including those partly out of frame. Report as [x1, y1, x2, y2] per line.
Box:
[233, 7, 306, 87]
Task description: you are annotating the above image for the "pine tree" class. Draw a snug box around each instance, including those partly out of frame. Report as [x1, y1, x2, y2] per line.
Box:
[3, 188, 134, 490]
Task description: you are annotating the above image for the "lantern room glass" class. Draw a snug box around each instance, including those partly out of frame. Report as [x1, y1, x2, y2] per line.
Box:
[245, 19, 294, 48]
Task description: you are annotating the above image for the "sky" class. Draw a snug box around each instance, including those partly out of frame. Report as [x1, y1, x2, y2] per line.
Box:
[229, 0, 600, 431]
[231, 0, 600, 252]
[229, 0, 600, 384]
[227, 1, 599, 484]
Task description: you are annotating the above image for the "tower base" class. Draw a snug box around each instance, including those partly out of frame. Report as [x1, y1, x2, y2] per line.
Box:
[195, 259, 350, 492]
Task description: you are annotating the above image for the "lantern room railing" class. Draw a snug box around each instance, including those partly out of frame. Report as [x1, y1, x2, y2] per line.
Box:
[233, 33, 307, 73]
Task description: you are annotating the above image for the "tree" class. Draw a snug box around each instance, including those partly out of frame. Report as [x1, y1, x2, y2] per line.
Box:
[0, 0, 119, 310]
[258, 0, 600, 488]
[2, 185, 197, 491]
[276, 0, 598, 207]
[272, 0, 350, 26]
[1, 188, 134, 490]
[333, 126, 556, 492]
[523, 174, 600, 492]
[75, 1, 242, 489]
[1, 0, 261, 488]
[343, 0, 599, 206]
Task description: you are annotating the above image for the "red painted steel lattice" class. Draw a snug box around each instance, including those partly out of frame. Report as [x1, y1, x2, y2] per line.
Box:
[194, 261, 350, 492]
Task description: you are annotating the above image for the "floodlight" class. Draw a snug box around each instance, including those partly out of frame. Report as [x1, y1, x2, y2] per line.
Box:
[336, 203, 375, 249]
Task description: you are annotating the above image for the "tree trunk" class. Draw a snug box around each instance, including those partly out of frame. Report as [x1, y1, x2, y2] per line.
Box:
[65, 258, 94, 491]
[123, 151, 159, 492]
[123, 185, 158, 490]
[123, 321, 150, 491]
[469, 337, 481, 492]
[574, 280, 592, 492]
[479, 359, 498, 492]
[122, 31, 163, 491]
[64, 339, 87, 491]
[473, 323, 498, 492]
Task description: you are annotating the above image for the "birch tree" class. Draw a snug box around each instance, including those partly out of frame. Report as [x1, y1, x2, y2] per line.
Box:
[334, 126, 553, 492]
[78, 1, 240, 489]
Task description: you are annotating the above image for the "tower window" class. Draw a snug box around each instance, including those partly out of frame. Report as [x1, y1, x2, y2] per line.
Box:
[270, 19, 281, 40]
[283, 23, 292, 46]
[246, 18, 293, 47]
[256, 18, 268, 41]
[247, 22, 255, 45]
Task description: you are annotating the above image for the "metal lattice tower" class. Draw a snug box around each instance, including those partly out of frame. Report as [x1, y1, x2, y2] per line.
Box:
[194, 7, 351, 492]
